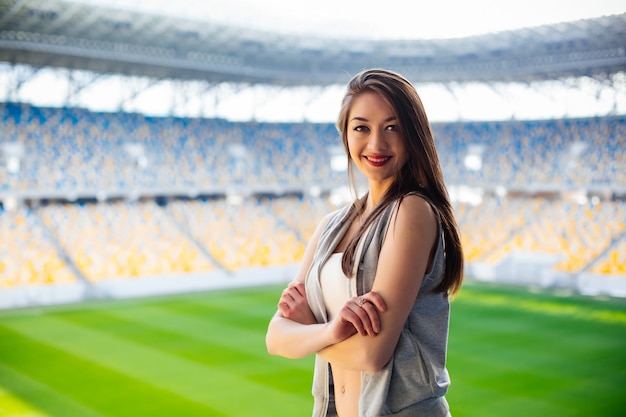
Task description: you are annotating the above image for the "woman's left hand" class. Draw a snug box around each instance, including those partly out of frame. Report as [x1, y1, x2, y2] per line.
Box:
[278, 282, 317, 325]
[328, 291, 387, 342]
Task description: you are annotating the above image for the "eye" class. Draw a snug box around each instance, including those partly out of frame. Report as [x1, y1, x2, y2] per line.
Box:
[385, 124, 398, 131]
[353, 125, 369, 132]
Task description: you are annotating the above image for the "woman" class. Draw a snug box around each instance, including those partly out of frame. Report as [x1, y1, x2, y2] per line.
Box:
[266, 68, 464, 417]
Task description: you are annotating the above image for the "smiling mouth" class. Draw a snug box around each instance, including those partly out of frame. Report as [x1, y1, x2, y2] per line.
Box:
[364, 155, 391, 166]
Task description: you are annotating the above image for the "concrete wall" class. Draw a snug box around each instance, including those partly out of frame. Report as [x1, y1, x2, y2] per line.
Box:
[469, 251, 626, 297]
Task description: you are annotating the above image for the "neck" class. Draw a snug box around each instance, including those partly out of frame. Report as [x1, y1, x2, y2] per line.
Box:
[368, 182, 391, 208]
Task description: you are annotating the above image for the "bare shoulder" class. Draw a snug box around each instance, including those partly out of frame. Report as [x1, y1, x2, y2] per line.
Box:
[382, 194, 438, 252]
[316, 210, 336, 232]
[309, 210, 337, 247]
[378, 194, 439, 282]
[393, 194, 437, 229]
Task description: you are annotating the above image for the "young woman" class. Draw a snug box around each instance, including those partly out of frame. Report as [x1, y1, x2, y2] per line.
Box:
[266, 68, 464, 417]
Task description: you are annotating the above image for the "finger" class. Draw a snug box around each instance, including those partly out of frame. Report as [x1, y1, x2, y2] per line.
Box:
[343, 307, 368, 336]
[337, 299, 367, 336]
[354, 296, 384, 335]
[288, 281, 306, 298]
[277, 301, 290, 317]
[286, 284, 305, 299]
[280, 288, 297, 304]
[362, 292, 387, 312]
[359, 301, 381, 334]
[350, 299, 377, 336]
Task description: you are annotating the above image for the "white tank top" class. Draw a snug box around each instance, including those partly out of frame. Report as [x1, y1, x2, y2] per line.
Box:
[320, 253, 357, 320]
[320, 221, 372, 320]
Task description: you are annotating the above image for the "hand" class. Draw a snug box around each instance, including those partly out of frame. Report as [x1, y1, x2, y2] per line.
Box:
[328, 291, 387, 343]
[278, 282, 317, 325]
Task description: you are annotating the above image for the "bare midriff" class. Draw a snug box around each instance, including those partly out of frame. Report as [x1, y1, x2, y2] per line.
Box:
[331, 365, 361, 417]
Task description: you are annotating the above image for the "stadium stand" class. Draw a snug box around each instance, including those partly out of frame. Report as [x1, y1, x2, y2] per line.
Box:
[1, 102, 624, 305]
[0, 102, 344, 192]
[458, 196, 626, 273]
[0, 205, 76, 288]
[592, 239, 626, 274]
[2, 102, 624, 191]
[435, 117, 626, 187]
[166, 198, 306, 270]
[38, 200, 216, 281]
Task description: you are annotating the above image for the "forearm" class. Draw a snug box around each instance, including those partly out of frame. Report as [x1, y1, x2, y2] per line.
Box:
[266, 315, 337, 359]
[318, 305, 397, 372]
[318, 333, 385, 372]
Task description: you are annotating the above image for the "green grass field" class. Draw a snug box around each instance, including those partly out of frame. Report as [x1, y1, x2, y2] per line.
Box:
[0, 281, 624, 417]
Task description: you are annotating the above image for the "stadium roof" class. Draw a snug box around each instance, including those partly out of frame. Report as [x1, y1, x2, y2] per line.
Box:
[0, 0, 625, 86]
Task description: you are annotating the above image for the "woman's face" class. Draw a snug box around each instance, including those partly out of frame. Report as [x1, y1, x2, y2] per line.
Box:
[346, 92, 408, 189]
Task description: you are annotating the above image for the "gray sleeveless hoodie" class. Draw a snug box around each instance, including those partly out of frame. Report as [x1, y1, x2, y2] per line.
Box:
[305, 193, 451, 417]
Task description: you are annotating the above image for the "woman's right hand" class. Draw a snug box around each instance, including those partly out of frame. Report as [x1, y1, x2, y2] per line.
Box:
[328, 291, 387, 342]
[278, 281, 317, 325]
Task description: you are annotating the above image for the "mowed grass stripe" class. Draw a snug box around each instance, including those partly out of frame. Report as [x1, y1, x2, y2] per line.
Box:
[451, 300, 623, 372]
[124, 285, 287, 336]
[0, 285, 281, 321]
[0, 364, 107, 417]
[2, 282, 624, 417]
[0, 327, 216, 417]
[111, 301, 315, 394]
[178, 285, 283, 324]
[457, 283, 626, 324]
[158, 298, 279, 337]
[53, 306, 312, 396]
[0, 315, 309, 417]
[106, 299, 307, 368]
[45, 285, 312, 374]
[447, 282, 626, 417]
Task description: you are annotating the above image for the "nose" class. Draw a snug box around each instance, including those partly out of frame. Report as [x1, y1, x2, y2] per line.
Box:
[367, 128, 387, 150]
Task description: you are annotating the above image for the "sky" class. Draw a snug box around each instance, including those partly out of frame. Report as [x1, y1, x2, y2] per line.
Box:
[2, 0, 625, 122]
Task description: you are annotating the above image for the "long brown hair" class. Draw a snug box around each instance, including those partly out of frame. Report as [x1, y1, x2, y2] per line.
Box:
[336, 68, 464, 295]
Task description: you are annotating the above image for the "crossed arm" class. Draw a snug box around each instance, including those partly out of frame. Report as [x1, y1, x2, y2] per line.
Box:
[265, 195, 437, 372]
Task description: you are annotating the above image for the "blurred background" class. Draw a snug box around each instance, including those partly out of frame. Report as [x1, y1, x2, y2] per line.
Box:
[0, 0, 624, 305]
[0, 1, 625, 416]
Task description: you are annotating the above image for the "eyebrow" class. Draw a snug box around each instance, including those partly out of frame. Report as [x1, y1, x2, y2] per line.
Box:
[350, 116, 397, 123]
